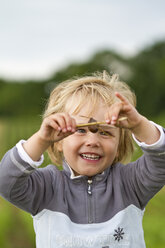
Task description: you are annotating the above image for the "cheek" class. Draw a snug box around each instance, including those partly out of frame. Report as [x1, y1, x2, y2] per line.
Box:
[105, 139, 119, 155]
[62, 135, 78, 153]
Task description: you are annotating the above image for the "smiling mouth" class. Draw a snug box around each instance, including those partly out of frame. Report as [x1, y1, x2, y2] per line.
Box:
[80, 153, 101, 161]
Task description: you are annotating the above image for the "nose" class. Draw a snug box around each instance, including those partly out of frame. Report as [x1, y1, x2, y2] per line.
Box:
[85, 132, 100, 147]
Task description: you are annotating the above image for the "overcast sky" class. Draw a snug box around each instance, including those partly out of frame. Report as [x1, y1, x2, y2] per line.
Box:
[0, 0, 165, 80]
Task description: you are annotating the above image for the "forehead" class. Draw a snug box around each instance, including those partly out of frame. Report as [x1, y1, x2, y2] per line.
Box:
[66, 96, 109, 120]
[65, 91, 115, 116]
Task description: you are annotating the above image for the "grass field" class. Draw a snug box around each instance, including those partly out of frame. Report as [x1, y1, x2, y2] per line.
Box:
[0, 116, 165, 248]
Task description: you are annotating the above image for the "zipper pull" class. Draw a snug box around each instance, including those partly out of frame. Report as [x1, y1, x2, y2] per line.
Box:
[87, 179, 93, 195]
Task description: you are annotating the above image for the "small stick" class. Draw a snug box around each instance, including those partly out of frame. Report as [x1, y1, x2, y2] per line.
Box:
[77, 121, 107, 128]
[117, 117, 127, 121]
[76, 117, 127, 128]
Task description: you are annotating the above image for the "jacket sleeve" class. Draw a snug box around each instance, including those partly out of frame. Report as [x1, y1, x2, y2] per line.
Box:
[120, 127, 165, 209]
[0, 146, 60, 215]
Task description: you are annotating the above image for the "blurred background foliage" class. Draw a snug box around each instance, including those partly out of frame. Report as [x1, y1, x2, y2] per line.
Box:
[0, 40, 165, 247]
[1, 40, 165, 118]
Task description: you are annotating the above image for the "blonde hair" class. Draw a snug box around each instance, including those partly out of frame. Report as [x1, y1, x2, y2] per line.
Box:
[43, 71, 136, 166]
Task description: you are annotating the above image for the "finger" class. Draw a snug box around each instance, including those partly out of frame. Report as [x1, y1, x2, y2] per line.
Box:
[58, 113, 71, 132]
[115, 92, 134, 115]
[63, 113, 76, 132]
[56, 129, 73, 139]
[49, 119, 61, 131]
[115, 92, 129, 105]
[58, 113, 77, 133]
[48, 114, 67, 133]
[44, 117, 60, 131]
[105, 102, 124, 125]
[54, 113, 77, 133]
[71, 117, 77, 132]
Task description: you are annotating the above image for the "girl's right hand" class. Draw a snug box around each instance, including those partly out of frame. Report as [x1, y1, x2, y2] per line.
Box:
[37, 113, 77, 144]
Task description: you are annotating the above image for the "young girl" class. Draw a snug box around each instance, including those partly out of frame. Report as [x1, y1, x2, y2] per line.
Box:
[0, 71, 165, 248]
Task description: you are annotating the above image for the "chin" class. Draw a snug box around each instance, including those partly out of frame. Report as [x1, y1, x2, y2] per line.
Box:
[81, 169, 101, 177]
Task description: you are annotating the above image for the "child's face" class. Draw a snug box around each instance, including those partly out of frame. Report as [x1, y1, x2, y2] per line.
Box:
[61, 100, 120, 177]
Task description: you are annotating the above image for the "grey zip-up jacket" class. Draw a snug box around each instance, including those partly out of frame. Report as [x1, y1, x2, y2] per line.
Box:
[0, 127, 165, 248]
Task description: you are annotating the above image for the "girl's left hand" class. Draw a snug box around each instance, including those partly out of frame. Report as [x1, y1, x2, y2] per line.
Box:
[105, 92, 143, 131]
[105, 92, 160, 144]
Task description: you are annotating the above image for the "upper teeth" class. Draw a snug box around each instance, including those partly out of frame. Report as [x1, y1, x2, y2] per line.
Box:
[81, 154, 100, 160]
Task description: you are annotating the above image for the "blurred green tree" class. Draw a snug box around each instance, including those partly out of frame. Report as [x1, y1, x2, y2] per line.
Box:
[129, 41, 165, 116]
[0, 40, 165, 118]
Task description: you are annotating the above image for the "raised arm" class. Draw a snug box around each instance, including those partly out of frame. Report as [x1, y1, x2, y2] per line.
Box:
[105, 92, 160, 144]
[23, 113, 76, 161]
[0, 113, 76, 215]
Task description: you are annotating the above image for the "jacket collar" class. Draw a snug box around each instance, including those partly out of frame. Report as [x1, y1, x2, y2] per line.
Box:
[62, 159, 111, 182]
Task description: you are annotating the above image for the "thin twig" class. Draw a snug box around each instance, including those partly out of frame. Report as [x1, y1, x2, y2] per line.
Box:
[76, 117, 127, 128]
[77, 121, 107, 127]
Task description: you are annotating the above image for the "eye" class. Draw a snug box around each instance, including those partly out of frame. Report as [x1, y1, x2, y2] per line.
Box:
[99, 131, 110, 136]
[99, 129, 113, 137]
[76, 128, 87, 134]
